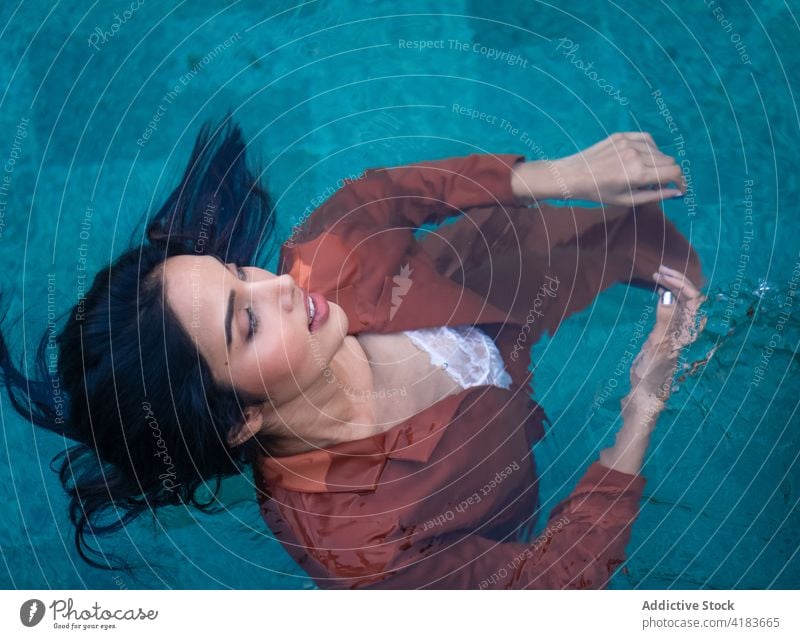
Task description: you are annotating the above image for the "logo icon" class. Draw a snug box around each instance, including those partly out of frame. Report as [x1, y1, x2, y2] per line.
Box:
[390, 263, 413, 320]
[20, 599, 46, 627]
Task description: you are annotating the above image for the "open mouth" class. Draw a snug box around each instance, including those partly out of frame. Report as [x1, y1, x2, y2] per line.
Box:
[307, 294, 316, 327]
[305, 291, 329, 333]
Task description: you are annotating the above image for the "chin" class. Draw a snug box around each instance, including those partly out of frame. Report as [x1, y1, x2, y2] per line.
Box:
[308, 302, 347, 357]
[328, 301, 348, 336]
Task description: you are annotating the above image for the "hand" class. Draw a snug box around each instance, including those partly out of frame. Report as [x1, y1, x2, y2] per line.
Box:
[629, 264, 707, 404]
[554, 132, 687, 206]
[600, 265, 706, 474]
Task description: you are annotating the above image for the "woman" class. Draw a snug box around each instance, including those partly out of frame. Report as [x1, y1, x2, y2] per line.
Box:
[0, 118, 706, 588]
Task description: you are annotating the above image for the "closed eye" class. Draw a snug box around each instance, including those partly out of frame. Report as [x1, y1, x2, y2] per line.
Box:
[234, 265, 259, 340]
[245, 307, 258, 341]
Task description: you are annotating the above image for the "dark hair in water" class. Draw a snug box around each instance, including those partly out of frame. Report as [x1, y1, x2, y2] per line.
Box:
[0, 115, 278, 575]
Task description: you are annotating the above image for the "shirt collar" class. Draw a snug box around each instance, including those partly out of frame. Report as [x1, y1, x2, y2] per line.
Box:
[255, 390, 469, 494]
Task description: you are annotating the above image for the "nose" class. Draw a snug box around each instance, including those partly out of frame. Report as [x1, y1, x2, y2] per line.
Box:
[249, 273, 297, 312]
[277, 274, 298, 311]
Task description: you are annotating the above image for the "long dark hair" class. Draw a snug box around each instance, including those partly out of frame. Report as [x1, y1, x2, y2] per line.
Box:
[0, 115, 278, 574]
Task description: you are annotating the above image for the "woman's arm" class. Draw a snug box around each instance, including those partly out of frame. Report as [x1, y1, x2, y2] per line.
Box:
[293, 153, 526, 242]
[599, 265, 707, 475]
[365, 460, 645, 589]
[294, 131, 683, 244]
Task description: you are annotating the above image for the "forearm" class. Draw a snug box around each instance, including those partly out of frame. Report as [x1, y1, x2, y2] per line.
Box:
[598, 389, 664, 475]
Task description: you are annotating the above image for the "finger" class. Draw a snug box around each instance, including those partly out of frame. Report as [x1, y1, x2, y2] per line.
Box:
[641, 164, 686, 192]
[653, 271, 688, 294]
[658, 265, 702, 297]
[656, 273, 703, 309]
[622, 133, 675, 162]
[610, 138, 667, 164]
[653, 272, 694, 303]
[641, 154, 679, 169]
[607, 132, 660, 156]
[627, 187, 683, 205]
[630, 145, 678, 170]
[655, 269, 692, 291]
[658, 264, 684, 276]
[622, 131, 656, 147]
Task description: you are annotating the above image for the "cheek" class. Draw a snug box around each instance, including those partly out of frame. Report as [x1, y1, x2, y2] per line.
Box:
[236, 316, 344, 395]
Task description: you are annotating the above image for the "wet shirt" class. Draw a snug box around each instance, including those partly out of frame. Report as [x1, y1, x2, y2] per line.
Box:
[249, 153, 670, 589]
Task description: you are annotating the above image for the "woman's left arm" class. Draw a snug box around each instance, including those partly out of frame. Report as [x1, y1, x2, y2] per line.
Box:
[294, 153, 527, 241]
[295, 131, 684, 243]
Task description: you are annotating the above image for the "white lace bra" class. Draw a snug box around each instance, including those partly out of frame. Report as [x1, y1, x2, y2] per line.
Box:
[403, 324, 513, 390]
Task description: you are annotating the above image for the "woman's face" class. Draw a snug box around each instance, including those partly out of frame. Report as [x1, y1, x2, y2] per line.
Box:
[161, 254, 349, 403]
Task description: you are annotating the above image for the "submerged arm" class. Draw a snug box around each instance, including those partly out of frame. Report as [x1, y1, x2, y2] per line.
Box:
[599, 265, 707, 475]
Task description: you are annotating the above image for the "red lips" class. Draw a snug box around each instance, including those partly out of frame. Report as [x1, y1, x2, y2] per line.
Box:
[309, 292, 329, 332]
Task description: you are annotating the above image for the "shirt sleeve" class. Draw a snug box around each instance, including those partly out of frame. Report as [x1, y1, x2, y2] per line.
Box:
[294, 153, 528, 242]
[369, 462, 647, 589]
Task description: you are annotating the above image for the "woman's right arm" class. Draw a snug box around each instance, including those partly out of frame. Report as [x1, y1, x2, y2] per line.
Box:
[599, 265, 707, 475]
[372, 458, 648, 589]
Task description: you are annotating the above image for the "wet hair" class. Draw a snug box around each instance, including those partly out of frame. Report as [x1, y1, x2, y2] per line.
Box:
[0, 115, 278, 574]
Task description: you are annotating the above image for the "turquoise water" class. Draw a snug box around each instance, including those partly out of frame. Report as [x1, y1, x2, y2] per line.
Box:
[0, 0, 797, 588]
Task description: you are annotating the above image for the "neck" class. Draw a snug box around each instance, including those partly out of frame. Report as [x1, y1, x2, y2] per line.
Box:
[257, 335, 377, 455]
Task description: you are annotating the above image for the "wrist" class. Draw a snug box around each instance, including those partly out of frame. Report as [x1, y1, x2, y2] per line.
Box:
[510, 160, 562, 203]
[623, 388, 666, 431]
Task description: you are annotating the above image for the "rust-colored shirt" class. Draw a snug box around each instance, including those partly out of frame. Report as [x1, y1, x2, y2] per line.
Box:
[251, 153, 705, 589]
